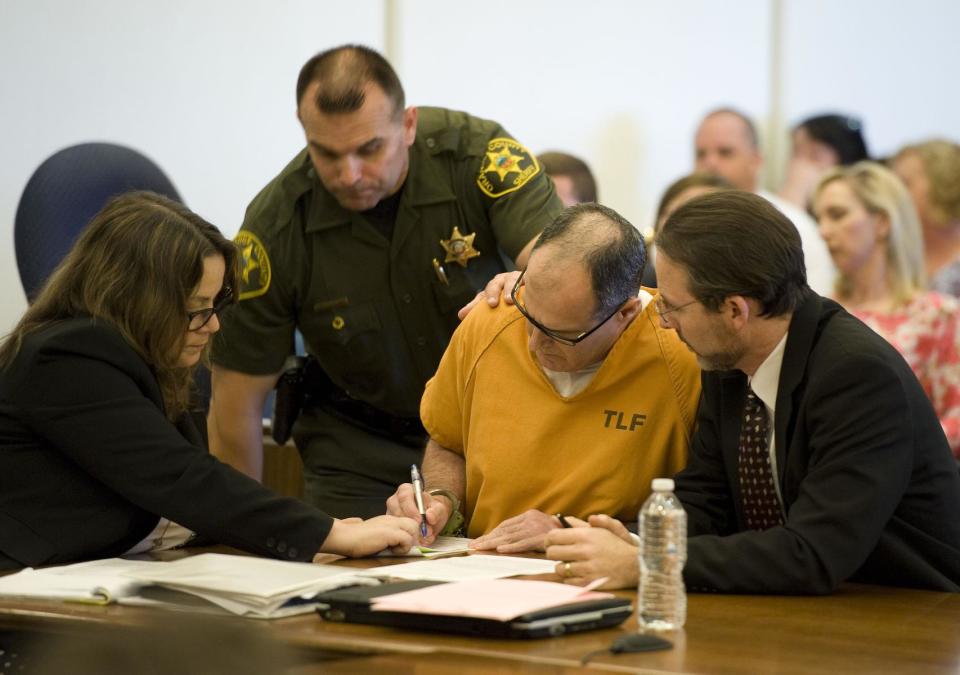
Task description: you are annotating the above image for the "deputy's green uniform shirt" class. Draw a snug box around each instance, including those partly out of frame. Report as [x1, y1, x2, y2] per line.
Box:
[212, 107, 562, 515]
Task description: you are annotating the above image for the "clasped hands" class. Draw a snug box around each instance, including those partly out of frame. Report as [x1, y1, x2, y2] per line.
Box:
[544, 515, 640, 590]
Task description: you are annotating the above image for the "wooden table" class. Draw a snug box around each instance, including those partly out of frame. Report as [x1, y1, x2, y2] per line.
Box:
[1, 559, 958, 673]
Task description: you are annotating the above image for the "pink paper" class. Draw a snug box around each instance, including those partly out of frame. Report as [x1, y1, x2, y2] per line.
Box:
[370, 577, 612, 621]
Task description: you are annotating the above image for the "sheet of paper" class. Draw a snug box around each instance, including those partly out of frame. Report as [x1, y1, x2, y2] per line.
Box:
[124, 553, 367, 599]
[381, 536, 473, 559]
[0, 558, 159, 603]
[360, 554, 559, 581]
[370, 578, 611, 621]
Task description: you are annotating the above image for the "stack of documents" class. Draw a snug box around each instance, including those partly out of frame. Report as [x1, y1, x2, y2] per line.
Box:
[0, 553, 377, 619]
[0, 557, 152, 604]
[384, 536, 473, 559]
[361, 554, 559, 581]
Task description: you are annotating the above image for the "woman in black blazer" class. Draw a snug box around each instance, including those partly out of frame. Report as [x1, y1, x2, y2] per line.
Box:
[0, 191, 417, 569]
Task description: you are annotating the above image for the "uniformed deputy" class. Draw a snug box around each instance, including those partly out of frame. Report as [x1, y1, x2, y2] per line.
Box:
[209, 44, 562, 518]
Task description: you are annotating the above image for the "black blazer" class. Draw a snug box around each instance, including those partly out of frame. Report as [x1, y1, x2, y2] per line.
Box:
[0, 318, 332, 569]
[675, 292, 960, 594]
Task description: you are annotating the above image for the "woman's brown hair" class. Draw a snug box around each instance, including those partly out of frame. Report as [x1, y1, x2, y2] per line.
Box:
[0, 191, 239, 419]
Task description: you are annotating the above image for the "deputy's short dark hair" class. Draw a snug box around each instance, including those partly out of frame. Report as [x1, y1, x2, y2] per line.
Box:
[655, 191, 808, 317]
[296, 44, 405, 117]
[533, 203, 646, 318]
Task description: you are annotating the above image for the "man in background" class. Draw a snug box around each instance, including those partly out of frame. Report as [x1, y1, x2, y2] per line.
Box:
[539, 151, 598, 206]
[693, 108, 835, 295]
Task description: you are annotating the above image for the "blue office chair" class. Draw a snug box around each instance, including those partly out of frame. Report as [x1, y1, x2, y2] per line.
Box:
[14, 142, 181, 301]
[9, 142, 214, 436]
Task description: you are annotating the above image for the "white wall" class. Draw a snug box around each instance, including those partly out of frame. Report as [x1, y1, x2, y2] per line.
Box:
[396, 0, 772, 235]
[781, 0, 960, 158]
[0, 0, 384, 330]
[3, 0, 960, 332]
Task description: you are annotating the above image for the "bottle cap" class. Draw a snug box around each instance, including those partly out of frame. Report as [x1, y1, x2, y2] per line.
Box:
[651, 478, 675, 492]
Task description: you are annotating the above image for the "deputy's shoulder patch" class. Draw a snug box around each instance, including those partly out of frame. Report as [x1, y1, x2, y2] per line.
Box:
[476, 137, 540, 198]
[234, 230, 272, 300]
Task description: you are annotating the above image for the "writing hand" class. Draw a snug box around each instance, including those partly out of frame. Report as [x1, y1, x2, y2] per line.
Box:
[385, 483, 450, 545]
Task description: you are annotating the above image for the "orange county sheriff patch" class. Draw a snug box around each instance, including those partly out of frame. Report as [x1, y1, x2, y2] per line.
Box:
[477, 138, 540, 198]
[234, 230, 271, 300]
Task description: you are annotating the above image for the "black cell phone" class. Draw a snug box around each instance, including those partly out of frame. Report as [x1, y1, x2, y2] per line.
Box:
[611, 633, 673, 653]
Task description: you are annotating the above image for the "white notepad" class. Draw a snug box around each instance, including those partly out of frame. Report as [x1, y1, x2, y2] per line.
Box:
[380, 536, 473, 559]
[360, 554, 559, 581]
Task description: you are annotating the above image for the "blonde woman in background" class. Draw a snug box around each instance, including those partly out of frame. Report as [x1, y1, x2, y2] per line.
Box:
[813, 162, 960, 457]
[893, 140, 960, 297]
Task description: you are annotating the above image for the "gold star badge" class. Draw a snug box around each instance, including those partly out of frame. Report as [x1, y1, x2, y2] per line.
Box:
[440, 226, 481, 267]
[483, 146, 524, 181]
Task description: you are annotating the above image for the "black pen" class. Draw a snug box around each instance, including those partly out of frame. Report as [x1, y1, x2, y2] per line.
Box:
[411, 465, 428, 538]
[555, 513, 572, 528]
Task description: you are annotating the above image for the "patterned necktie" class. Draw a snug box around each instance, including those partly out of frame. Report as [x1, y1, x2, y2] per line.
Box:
[737, 389, 784, 530]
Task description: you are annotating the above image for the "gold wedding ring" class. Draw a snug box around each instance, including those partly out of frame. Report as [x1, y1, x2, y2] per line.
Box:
[563, 562, 572, 578]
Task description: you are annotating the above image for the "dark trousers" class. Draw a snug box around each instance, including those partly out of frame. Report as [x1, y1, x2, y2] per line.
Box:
[293, 406, 425, 519]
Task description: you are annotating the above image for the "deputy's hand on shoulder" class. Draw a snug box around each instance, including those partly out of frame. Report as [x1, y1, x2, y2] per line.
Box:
[320, 515, 419, 558]
[385, 483, 450, 545]
[470, 509, 561, 553]
[544, 515, 638, 590]
[457, 270, 523, 320]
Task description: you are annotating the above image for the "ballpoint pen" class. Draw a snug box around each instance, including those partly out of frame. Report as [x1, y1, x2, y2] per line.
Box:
[411, 464, 428, 538]
[555, 513, 572, 528]
[432, 258, 449, 286]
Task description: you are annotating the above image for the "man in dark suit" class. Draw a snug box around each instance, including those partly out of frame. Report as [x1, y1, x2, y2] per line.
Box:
[545, 190, 960, 594]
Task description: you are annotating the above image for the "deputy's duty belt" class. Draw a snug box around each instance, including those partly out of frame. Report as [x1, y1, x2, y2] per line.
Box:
[272, 355, 426, 448]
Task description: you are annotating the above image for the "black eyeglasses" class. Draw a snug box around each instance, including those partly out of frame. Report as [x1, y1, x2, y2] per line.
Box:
[187, 287, 233, 331]
[511, 270, 625, 347]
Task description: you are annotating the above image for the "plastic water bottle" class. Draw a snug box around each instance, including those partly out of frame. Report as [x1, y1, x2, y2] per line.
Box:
[638, 477, 687, 630]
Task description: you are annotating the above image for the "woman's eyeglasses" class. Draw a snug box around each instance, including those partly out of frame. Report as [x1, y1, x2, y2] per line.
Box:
[187, 287, 233, 331]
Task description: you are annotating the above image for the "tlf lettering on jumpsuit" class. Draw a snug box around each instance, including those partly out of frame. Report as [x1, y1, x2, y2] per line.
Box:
[603, 410, 646, 431]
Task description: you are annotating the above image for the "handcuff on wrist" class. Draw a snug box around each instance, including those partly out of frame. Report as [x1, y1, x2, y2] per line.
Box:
[426, 488, 464, 536]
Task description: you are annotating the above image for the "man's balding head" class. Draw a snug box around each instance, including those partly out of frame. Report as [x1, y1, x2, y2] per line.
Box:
[520, 203, 645, 372]
[530, 203, 645, 319]
[694, 108, 762, 191]
[296, 44, 405, 118]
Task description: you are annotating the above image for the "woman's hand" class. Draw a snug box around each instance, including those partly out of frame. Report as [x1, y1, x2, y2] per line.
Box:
[317, 515, 419, 558]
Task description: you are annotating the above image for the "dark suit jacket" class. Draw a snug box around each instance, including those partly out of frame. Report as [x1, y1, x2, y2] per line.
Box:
[0, 318, 332, 570]
[675, 292, 960, 594]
